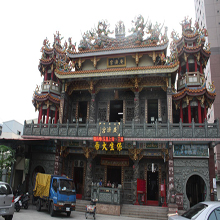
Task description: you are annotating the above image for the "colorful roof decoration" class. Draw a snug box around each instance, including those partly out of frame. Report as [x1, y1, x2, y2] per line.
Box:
[75, 15, 168, 52]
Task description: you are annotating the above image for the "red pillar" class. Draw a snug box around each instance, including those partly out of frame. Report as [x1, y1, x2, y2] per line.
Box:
[38, 105, 43, 124]
[198, 101, 202, 123]
[55, 107, 58, 124]
[200, 60, 203, 74]
[188, 102, 191, 123]
[194, 57, 197, 72]
[180, 101, 183, 122]
[46, 106, 50, 124]
[45, 70, 48, 81]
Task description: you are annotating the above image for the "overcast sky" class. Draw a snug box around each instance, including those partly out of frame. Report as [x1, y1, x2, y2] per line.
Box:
[0, 0, 195, 125]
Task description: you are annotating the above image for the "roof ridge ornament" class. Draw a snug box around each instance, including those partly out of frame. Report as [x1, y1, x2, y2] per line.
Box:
[115, 20, 125, 38]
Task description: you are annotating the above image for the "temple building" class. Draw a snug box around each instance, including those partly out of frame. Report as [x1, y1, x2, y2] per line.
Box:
[23, 16, 220, 214]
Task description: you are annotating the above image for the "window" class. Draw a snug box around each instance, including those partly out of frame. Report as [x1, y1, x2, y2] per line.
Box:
[17, 130, 21, 135]
[208, 207, 220, 220]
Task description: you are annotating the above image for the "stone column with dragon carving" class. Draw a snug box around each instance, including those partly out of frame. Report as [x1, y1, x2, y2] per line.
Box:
[134, 91, 140, 123]
[128, 147, 143, 204]
[83, 144, 96, 199]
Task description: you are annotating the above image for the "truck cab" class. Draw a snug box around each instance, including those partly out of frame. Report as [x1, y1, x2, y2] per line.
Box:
[49, 176, 76, 216]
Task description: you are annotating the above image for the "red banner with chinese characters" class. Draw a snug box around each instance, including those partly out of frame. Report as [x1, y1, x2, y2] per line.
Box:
[93, 136, 124, 142]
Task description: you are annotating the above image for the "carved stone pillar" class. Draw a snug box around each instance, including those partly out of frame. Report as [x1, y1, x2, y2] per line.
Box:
[132, 160, 140, 204]
[128, 148, 143, 204]
[209, 143, 215, 201]
[89, 93, 96, 123]
[134, 91, 140, 123]
[168, 142, 174, 200]
[84, 157, 93, 199]
[59, 92, 68, 123]
[54, 141, 62, 175]
[167, 88, 173, 123]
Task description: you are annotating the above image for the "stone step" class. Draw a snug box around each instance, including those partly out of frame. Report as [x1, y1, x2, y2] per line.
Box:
[121, 204, 168, 220]
[76, 200, 168, 220]
[76, 199, 90, 212]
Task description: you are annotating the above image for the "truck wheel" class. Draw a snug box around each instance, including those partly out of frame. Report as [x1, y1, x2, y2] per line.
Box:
[50, 201, 55, 217]
[36, 199, 41, 211]
[66, 211, 71, 217]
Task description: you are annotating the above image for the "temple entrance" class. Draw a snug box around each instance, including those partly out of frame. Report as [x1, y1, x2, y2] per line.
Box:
[107, 166, 121, 187]
[147, 171, 159, 205]
[110, 100, 123, 122]
[74, 167, 84, 199]
[186, 175, 206, 207]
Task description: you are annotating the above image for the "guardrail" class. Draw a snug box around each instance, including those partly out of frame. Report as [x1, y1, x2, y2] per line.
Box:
[23, 118, 220, 139]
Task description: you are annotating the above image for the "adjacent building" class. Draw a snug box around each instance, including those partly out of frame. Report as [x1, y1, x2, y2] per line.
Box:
[194, 0, 220, 198]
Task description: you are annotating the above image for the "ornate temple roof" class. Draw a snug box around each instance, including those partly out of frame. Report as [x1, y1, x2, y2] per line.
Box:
[55, 62, 179, 79]
[32, 91, 60, 106]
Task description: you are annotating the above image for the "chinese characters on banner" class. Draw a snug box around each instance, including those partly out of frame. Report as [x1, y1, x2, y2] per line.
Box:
[98, 122, 121, 137]
[94, 141, 123, 151]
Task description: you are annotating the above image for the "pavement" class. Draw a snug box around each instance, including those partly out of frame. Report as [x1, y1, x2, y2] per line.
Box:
[3, 205, 146, 220]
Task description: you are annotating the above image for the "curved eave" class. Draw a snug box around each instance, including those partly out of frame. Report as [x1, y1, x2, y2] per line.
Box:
[55, 62, 179, 79]
[39, 58, 54, 65]
[54, 46, 66, 55]
[182, 32, 199, 41]
[33, 92, 60, 104]
[67, 41, 169, 58]
[172, 87, 216, 100]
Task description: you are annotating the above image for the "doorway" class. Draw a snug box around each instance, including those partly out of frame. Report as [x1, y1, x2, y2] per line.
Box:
[148, 99, 158, 123]
[147, 171, 159, 202]
[186, 175, 206, 207]
[78, 101, 87, 123]
[107, 166, 121, 187]
[109, 100, 123, 122]
[74, 167, 84, 198]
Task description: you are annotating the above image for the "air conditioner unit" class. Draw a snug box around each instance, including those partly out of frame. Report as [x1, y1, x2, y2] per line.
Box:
[74, 160, 84, 167]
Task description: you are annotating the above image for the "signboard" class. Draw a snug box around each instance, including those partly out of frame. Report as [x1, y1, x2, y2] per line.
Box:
[173, 144, 209, 157]
[93, 136, 124, 142]
[98, 122, 121, 137]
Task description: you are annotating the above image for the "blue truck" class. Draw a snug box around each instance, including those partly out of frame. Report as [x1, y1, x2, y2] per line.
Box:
[33, 173, 76, 217]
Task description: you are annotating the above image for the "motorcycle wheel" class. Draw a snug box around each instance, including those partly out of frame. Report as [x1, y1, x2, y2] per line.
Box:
[24, 203, 28, 209]
[15, 206, 20, 212]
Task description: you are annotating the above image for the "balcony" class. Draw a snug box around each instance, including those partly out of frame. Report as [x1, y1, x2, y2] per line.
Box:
[178, 72, 203, 90]
[41, 80, 61, 95]
[23, 119, 220, 142]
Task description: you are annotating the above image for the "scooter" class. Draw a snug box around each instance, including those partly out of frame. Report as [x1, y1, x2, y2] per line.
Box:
[20, 192, 29, 209]
[14, 195, 22, 212]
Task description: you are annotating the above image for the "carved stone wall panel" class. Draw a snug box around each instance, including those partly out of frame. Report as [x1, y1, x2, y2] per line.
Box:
[174, 158, 210, 210]
[170, 129, 181, 137]
[161, 99, 167, 122]
[33, 128, 40, 135]
[29, 152, 55, 191]
[68, 128, 77, 136]
[78, 128, 87, 136]
[41, 128, 49, 136]
[208, 129, 217, 138]
[123, 129, 132, 137]
[134, 129, 143, 137]
[182, 129, 192, 137]
[195, 129, 205, 138]
[50, 128, 58, 135]
[145, 129, 155, 137]
[59, 128, 67, 136]
[158, 129, 168, 137]
[88, 128, 97, 136]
